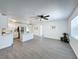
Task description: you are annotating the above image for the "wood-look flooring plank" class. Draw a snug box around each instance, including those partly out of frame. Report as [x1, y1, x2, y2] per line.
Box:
[0, 37, 77, 59]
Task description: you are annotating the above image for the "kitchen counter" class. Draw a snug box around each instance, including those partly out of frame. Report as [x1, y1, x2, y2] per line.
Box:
[0, 33, 13, 49]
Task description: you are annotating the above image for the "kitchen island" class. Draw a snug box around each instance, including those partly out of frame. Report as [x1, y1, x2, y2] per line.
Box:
[20, 32, 33, 42]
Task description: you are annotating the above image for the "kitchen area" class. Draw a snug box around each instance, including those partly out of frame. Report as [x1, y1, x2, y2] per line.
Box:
[0, 13, 33, 49]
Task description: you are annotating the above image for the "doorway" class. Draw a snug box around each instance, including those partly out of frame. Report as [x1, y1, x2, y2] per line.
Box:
[13, 26, 21, 44]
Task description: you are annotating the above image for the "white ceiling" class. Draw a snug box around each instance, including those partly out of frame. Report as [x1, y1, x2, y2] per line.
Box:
[0, 0, 77, 21]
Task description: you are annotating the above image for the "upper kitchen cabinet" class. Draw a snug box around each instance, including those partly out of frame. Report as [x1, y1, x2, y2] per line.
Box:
[0, 13, 8, 28]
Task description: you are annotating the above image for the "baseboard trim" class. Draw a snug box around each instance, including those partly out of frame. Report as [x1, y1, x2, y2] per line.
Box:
[33, 35, 60, 40]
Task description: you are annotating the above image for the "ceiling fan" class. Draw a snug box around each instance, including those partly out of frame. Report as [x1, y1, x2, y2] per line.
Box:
[37, 15, 50, 21]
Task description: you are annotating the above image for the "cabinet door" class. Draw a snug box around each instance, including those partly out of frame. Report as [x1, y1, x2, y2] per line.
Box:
[0, 14, 8, 28]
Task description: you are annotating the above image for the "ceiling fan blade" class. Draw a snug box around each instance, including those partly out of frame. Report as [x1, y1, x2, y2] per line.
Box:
[37, 15, 44, 18]
[36, 15, 49, 20]
[43, 17, 48, 20]
[45, 15, 50, 17]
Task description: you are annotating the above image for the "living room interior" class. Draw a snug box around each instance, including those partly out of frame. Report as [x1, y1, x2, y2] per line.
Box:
[0, 0, 78, 59]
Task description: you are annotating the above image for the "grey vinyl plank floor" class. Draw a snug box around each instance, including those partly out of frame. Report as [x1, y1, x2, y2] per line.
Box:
[0, 37, 77, 59]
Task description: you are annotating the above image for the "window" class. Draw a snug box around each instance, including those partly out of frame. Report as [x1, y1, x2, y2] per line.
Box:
[71, 16, 78, 39]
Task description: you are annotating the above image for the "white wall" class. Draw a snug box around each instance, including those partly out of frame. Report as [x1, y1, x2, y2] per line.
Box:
[33, 20, 68, 40]
[33, 24, 41, 36]
[42, 20, 68, 39]
[67, 6, 78, 57]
